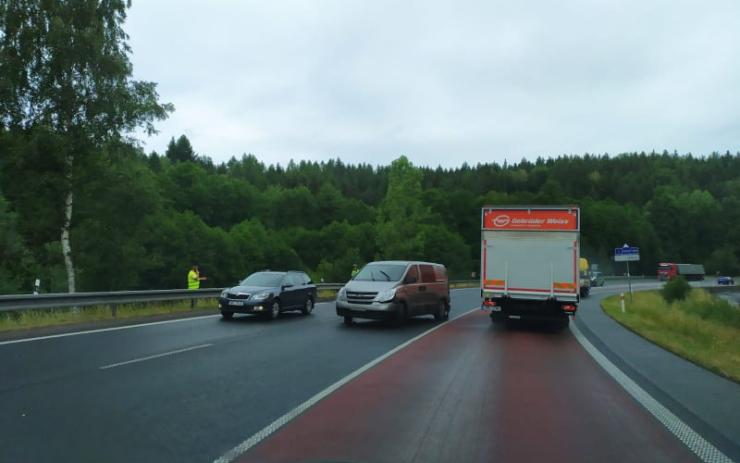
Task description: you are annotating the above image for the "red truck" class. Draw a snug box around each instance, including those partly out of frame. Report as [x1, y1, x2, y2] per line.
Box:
[657, 263, 705, 281]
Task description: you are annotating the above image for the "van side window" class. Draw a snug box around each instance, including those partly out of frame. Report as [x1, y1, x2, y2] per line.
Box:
[405, 265, 419, 283]
[433, 265, 447, 282]
[420, 264, 436, 283]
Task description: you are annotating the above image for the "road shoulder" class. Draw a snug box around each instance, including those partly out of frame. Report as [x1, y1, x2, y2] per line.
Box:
[576, 292, 740, 461]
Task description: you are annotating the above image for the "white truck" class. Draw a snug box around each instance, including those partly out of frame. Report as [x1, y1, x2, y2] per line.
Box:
[480, 206, 580, 328]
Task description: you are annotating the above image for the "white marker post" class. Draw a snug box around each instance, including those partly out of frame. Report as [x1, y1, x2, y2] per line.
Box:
[620, 292, 626, 313]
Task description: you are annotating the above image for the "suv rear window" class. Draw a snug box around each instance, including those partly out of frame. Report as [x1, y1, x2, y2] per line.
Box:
[433, 265, 447, 282]
[420, 264, 436, 283]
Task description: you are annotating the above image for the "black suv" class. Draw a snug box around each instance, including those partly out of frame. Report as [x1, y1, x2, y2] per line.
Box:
[218, 271, 317, 320]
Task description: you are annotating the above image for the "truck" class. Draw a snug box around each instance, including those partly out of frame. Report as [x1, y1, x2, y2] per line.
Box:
[657, 263, 705, 281]
[480, 206, 580, 328]
[579, 257, 591, 297]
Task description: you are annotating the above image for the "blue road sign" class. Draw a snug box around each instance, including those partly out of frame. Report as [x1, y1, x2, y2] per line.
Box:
[614, 246, 640, 261]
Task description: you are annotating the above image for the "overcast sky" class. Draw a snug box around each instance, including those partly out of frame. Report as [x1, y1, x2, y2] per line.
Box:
[126, 0, 740, 167]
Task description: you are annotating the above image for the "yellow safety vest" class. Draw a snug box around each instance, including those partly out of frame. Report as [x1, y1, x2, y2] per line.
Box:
[188, 270, 200, 290]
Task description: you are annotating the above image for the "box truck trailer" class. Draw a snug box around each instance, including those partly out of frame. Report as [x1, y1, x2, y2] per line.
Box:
[480, 206, 580, 328]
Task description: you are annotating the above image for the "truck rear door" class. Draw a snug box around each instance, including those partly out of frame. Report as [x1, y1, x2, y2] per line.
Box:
[483, 231, 578, 298]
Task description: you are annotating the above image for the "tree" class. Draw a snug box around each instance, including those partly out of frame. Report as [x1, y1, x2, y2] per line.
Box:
[0, 1, 172, 292]
[376, 156, 429, 260]
[0, 190, 37, 293]
[165, 135, 196, 163]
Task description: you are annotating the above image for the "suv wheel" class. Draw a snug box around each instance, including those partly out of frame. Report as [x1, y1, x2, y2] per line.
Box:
[343, 315, 353, 325]
[434, 300, 446, 322]
[301, 297, 314, 315]
[268, 300, 281, 320]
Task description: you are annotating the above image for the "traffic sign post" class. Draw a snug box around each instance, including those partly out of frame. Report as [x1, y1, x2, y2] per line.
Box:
[614, 245, 640, 298]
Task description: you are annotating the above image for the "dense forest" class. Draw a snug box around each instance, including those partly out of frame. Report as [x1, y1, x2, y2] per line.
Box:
[1, 2, 738, 294]
[1, 132, 739, 293]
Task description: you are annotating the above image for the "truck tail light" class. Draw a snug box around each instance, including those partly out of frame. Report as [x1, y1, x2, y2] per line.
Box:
[562, 304, 577, 312]
[483, 298, 496, 307]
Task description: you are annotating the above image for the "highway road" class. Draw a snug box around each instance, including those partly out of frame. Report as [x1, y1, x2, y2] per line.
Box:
[0, 284, 735, 462]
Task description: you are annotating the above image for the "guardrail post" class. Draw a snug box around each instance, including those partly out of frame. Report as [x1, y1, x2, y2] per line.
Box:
[111, 303, 117, 318]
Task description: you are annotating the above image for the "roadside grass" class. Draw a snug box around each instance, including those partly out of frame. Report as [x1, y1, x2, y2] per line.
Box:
[0, 298, 218, 333]
[450, 281, 479, 289]
[317, 288, 338, 300]
[602, 289, 740, 383]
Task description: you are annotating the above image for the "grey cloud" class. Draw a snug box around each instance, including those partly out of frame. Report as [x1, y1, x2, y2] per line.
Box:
[127, 0, 740, 167]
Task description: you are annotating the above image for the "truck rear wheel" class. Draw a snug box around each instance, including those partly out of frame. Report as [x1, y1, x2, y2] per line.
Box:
[555, 317, 569, 330]
[490, 313, 505, 324]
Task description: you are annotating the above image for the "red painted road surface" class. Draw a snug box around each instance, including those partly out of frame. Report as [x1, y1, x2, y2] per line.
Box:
[237, 311, 699, 463]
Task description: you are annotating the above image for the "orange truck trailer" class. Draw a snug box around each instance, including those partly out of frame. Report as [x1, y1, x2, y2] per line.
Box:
[480, 206, 580, 328]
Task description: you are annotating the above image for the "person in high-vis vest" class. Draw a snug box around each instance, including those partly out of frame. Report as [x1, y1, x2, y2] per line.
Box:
[350, 264, 360, 279]
[188, 264, 207, 307]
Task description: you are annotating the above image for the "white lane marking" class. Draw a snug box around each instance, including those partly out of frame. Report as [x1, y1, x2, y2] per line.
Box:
[0, 314, 222, 346]
[0, 289, 476, 347]
[213, 306, 480, 463]
[570, 322, 733, 463]
[99, 343, 213, 370]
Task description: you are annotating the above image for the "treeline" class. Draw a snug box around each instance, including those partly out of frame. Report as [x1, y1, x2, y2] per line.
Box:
[2, 3, 738, 295]
[1, 132, 739, 294]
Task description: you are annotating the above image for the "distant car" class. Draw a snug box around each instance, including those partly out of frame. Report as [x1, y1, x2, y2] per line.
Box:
[218, 271, 317, 320]
[336, 260, 450, 325]
[590, 271, 605, 287]
[717, 276, 735, 286]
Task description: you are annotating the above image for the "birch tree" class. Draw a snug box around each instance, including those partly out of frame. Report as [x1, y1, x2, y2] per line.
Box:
[0, 0, 172, 292]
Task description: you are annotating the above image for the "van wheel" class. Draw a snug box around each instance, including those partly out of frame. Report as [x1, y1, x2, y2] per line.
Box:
[394, 303, 408, 326]
[343, 315, 353, 325]
[434, 300, 447, 322]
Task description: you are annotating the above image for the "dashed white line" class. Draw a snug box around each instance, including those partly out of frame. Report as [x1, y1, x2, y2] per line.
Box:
[570, 321, 733, 463]
[99, 343, 213, 370]
[212, 307, 480, 463]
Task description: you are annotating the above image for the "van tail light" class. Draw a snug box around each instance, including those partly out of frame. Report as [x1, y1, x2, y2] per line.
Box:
[562, 304, 577, 312]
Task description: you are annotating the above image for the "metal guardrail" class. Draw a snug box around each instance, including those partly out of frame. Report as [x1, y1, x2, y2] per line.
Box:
[0, 280, 479, 313]
[0, 284, 343, 313]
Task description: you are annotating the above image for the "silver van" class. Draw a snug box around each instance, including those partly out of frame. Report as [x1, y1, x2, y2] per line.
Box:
[336, 261, 450, 325]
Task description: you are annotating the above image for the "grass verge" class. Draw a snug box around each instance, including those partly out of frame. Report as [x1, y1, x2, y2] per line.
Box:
[0, 299, 218, 334]
[602, 289, 740, 383]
